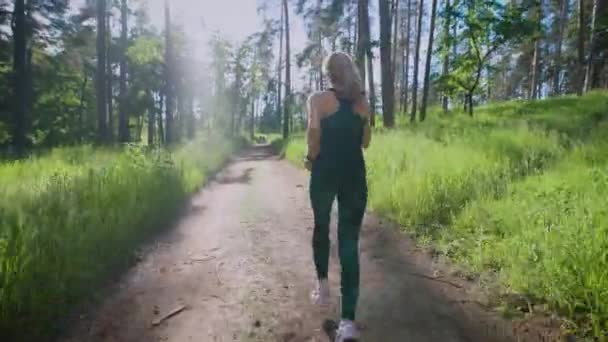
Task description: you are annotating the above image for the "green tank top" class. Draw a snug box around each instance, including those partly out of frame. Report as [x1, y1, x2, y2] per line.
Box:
[316, 91, 366, 173]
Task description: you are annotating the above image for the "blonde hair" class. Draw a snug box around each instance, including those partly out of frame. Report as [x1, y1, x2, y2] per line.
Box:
[323, 52, 364, 101]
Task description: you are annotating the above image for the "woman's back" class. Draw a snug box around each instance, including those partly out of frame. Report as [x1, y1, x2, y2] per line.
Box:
[306, 90, 371, 175]
[318, 91, 366, 171]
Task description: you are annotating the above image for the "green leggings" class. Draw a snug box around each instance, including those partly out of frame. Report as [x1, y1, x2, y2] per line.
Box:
[310, 167, 367, 321]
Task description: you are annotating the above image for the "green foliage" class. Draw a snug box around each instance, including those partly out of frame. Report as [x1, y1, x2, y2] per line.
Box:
[436, 0, 535, 102]
[0, 134, 239, 340]
[284, 91, 608, 338]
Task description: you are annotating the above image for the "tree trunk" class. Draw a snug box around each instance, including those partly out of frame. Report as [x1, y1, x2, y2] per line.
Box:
[164, 0, 174, 144]
[441, 0, 451, 111]
[118, 0, 129, 142]
[410, 0, 424, 122]
[282, 0, 291, 140]
[12, 0, 28, 153]
[529, 0, 541, 99]
[147, 90, 155, 146]
[250, 97, 255, 141]
[78, 68, 89, 141]
[391, 0, 400, 78]
[96, 0, 108, 143]
[577, 0, 585, 95]
[379, 0, 395, 127]
[158, 92, 165, 144]
[552, 0, 568, 96]
[317, 0, 324, 90]
[106, 9, 114, 141]
[277, 6, 283, 120]
[467, 92, 473, 116]
[356, 0, 368, 84]
[187, 93, 195, 139]
[402, 0, 412, 114]
[420, 0, 437, 121]
[584, 0, 598, 92]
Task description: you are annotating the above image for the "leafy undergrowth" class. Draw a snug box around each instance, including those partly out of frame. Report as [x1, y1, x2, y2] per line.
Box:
[284, 91, 608, 338]
[0, 134, 240, 340]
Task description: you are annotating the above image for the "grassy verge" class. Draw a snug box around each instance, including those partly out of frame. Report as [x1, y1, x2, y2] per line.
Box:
[0, 134, 240, 340]
[283, 91, 608, 338]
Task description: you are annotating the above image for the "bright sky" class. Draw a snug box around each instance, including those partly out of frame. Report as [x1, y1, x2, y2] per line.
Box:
[143, 0, 310, 85]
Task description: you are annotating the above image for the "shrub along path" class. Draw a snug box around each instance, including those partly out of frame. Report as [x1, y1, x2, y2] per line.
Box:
[64, 145, 560, 342]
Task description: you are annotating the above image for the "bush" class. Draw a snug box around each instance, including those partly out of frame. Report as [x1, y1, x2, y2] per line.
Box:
[0, 134, 239, 340]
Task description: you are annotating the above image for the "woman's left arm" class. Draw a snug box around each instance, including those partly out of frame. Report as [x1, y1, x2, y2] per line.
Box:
[355, 97, 372, 149]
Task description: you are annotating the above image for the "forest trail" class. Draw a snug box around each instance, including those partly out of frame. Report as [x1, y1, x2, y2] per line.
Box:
[63, 146, 523, 342]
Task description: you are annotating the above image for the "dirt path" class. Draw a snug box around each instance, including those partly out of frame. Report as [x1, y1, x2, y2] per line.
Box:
[64, 146, 541, 342]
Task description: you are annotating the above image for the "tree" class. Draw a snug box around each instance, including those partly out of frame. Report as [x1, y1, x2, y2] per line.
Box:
[584, 0, 598, 92]
[96, 0, 108, 143]
[118, 0, 129, 142]
[356, 0, 368, 82]
[402, 0, 412, 113]
[529, 0, 542, 99]
[436, 0, 532, 115]
[283, 0, 291, 139]
[379, 0, 395, 127]
[164, 0, 175, 144]
[577, 0, 585, 95]
[12, 0, 27, 153]
[551, 0, 569, 96]
[277, 7, 284, 124]
[106, 6, 114, 141]
[355, 0, 377, 125]
[410, 0, 424, 121]
[420, 0, 438, 121]
[440, 0, 452, 111]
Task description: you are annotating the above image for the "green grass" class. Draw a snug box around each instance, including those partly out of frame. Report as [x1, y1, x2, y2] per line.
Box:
[0, 134, 240, 340]
[284, 91, 608, 338]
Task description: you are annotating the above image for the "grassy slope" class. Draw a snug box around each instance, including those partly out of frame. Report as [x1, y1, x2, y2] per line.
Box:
[0, 134, 240, 340]
[285, 91, 608, 338]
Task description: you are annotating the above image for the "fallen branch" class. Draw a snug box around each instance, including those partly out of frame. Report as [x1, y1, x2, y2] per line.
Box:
[151, 305, 188, 327]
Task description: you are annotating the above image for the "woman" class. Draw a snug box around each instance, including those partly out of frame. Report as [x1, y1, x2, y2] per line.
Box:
[305, 52, 371, 342]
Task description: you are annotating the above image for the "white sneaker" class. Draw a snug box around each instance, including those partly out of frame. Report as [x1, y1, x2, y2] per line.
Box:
[310, 279, 330, 306]
[335, 320, 360, 342]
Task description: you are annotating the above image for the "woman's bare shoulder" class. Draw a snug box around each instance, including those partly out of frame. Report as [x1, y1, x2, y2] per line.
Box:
[308, 90, 335, 103]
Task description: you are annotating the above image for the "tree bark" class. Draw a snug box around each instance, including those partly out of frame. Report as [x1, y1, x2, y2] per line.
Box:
[584, 0, 598, 92]
[96, 0, 108, 143]
[106, 9, 114, 141]
[164, 0, 174, 144]
[277, 7, 283, 122]
[356, 0, 368, 84]
[552, 0, 568, 96]
[147, 90, 155, 146]
[12, 0, 28, 153]
[420, 0, 437, 121]
[441, 0, 451, 111]
[402, 0, 412, 114]
[391, 0, 400, 78]
[118, 0, 129, 142]
[317, 0, 324, 90]
[380, 0, 395, 127]
[410, 0, 424, 122]
[529, 0, 542, 99]
[158, 92, 165, 144]
[577, 0, 585, 95]
[282, 0, 291, 139]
